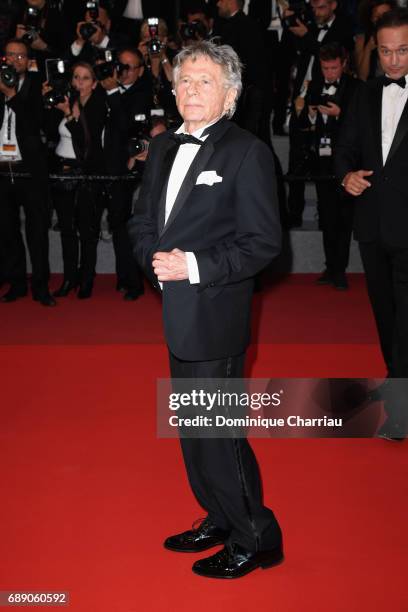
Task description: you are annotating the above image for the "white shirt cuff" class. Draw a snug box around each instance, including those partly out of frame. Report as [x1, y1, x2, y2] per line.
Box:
[107, 88, 120, 95]
[98, 35, 109, 49]
[71, 41, 82, 56]
[186, 251, 200, 284]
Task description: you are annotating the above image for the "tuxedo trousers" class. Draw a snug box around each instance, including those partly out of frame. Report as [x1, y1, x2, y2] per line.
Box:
[0, 175, 50, 294]
[359, 240, 408, 378]
[168, 350, 282, 552]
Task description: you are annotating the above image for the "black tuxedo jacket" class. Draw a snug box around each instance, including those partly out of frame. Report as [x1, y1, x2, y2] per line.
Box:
[292, 15, 354, 99]
[128, 118, 282, 361]
[0, 72, 47, 179]
[335, 77, 408, 247]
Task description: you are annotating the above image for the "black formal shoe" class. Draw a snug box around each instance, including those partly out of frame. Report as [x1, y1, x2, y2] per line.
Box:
[164, 517, 230, 553]
[33, 292, 57, 307]
[53, 280, 78, 297]
[376, 419, 406, 441]
[0, 287, 27, 303]
[192, 543, 284, 579]
[333, 272, 348, 291]
[78, 281, 93, 299]
[123, 289, 143, 301]
[316, 270, 333, 286]
[116, 281, 127, 293]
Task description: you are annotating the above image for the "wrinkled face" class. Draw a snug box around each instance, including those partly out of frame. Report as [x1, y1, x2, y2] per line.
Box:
[119, 51, 144, 86]
[311, 0, 336, 25]
[377, 25, 408, 79]
[371, 3, 392, 24]
[5, 42, 29, 74]
[174, 56, 236, 131]
[72, 65, 96, 96]
[321, 57, 345, 82]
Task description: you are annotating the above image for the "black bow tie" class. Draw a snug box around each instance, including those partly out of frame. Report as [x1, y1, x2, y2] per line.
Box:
[383, 76, 406, 88]
[324, 81, 339, 88]
[318, 24, 330, 31]
[171, 133, 203, 146]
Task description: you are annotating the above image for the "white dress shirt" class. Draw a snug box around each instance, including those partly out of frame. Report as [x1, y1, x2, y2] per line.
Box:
[163, 122, 214, 285]
[381, 74, 408, 164]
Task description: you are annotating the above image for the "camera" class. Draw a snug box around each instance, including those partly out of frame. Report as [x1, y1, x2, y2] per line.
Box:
[0, 60, 18, 89]
[147, 17, 162, 55]
[283, 1, 309, 27]
[318, 94, 336, 106]
[180, 21, 208, 41]
[86, 0, 99, 21]
[93, 49, 128, 81]
[128, 114, 150, 157]
[43, 59, 76, 108]
[79, 21, 98, 41]
[22, 6, 41, 43]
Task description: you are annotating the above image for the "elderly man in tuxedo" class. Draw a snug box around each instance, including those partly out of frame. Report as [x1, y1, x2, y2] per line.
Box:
[336, 8, 408, 440]
[128, 41, 283, 578]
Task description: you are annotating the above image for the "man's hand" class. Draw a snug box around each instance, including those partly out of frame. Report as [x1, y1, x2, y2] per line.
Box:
[75, 22, 87, 46]
[152, 249, 189, 281]
[30, 34, 48, 51]
[100, 71, 118, 91]
[318, 102, 341, 117]
[308, 104, 318, 118]
[289, 18, 308, 37]
[343, 170, 373, 196]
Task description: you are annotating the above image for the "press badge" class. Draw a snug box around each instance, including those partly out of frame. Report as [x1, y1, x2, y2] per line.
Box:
[1, 143, 17, 157]
[319, 137, 332, 157]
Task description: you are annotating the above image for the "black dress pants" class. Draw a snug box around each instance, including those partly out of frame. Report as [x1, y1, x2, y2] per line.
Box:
[105, 182, 144, 293]
[168, 350, 282, 553]
[315, 164, 354, 275]
[359, 240, 408, 378]
[0, 175, 50, 294]
[53, 181, 104, 284]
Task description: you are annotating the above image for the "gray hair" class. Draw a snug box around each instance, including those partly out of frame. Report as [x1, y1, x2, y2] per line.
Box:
[173, 40, 243, 118]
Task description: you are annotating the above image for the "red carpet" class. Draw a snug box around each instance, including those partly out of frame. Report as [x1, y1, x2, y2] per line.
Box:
[0, 275, 407, 611]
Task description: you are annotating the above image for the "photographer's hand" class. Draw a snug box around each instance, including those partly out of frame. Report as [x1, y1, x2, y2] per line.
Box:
[343, 170, 373, 196]
[0, 80, 16, 99]
[15, 24, 27, 40]
[100, 70, 119, 91]
[55, 96, 71, 117]
[318, 102, 341, 117]
[75, 22, 86, 47]
[289, 19, 308, 37]
[31, 34, 48, 51]
[90, 22, 104, 45]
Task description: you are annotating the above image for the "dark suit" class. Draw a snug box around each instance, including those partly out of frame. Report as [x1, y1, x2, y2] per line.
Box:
[0, 72, 50, 296]
[335, 77, 408, 378]
[298, 73, 360, 276]
[103, 72, 153, 293]
[128, 117, 282, 550]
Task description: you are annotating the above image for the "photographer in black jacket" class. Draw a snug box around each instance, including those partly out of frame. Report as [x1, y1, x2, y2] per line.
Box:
[99, 46, 153, 300]
[45, 62, 107, 300]
[15, 0, 67, 79]
[0, 37, 54, 306]
[297, 42, 360, 289]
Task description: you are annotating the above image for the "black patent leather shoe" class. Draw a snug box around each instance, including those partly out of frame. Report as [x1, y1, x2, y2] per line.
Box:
[164, 517, 230, 553]
[192, 542, 284, 579]
[53, 280, 78, 297]
[0, 287, 27, 303]
[316, 270, 333, 286]
[33, 292, 57, 307]
[78, 281, 93, 299]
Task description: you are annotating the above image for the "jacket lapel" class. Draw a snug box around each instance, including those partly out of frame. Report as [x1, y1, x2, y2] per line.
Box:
[159, 118, 231, 238]
[157, 139, 179, 233]
[385, 95, 408, 166]
[370, 81, 383, 167]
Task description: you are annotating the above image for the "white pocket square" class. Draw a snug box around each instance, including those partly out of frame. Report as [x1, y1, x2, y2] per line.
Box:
[196, 170, 223, 186]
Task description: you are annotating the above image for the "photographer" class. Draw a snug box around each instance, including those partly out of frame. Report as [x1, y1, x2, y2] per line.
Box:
[285, 0, 354, 227]
[15, 0, 66, 78]
[179, 2, 214, 45]
[99, 47, 153, 300]
[138, 17, 178, 119]
[44, 62, 106, 299]
[0, 38, 54, 306]
[298, 43, 360, 289]
[69, 2, 123, 66]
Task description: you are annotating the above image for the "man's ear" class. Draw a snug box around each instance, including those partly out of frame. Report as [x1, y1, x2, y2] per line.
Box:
[224, 88, 237, 114]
